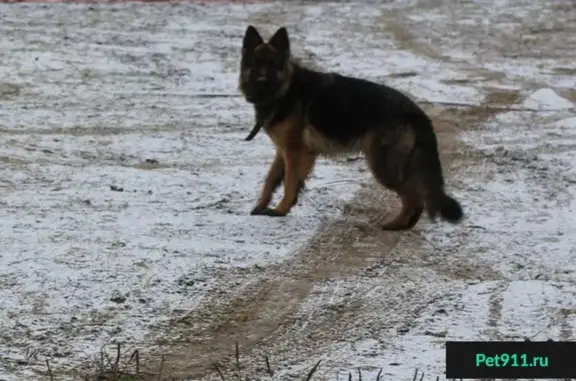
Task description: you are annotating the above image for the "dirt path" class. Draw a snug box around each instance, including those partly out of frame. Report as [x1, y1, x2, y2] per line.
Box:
[149, 106, 512, 379]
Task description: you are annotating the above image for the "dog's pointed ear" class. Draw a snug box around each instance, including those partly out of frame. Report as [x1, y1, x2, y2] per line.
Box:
[268, 27, 290, 55]
[242, 25, 264, 52]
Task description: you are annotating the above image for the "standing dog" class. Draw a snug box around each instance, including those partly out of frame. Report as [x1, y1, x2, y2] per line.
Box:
[239, 25, 464, 230]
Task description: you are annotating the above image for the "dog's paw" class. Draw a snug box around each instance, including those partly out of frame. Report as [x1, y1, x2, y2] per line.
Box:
[250, 206, 268, 215]
[254, 207, 286, 217]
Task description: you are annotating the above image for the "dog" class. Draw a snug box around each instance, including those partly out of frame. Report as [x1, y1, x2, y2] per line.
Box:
[238, 25, 464, 230]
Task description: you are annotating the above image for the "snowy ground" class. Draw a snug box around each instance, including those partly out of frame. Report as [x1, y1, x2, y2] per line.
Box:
[0, 0, 575, 380]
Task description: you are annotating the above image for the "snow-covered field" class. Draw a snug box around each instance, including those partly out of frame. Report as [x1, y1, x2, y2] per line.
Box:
[0, 0, 575, 380]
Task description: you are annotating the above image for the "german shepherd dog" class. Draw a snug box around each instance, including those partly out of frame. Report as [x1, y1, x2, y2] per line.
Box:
[239, 25, 464, 230]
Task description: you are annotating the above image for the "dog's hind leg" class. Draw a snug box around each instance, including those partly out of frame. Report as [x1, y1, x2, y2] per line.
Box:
[365, 124, 425, 230]
[371, 169, 425, 231]
[366, 117, 464, 229]
[380, 187, 424, 231]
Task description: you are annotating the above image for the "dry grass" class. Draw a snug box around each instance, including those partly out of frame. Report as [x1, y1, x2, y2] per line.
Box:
[38, 338, 576, 381]
[41, 341, 457, 381]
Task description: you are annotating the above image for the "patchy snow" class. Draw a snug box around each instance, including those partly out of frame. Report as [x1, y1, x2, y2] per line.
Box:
[522, 88, 574, 111]
[1, 1, 576, 380]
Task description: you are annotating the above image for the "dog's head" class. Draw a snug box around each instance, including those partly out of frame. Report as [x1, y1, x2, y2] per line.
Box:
[239, 25, 293, 105]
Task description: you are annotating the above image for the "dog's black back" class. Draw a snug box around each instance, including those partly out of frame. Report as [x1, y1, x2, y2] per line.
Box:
[260, 64, 440, 159]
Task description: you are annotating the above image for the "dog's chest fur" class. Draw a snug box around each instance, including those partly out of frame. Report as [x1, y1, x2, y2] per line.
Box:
[263, 118, 367, 157]
[302, 125, 366, 157]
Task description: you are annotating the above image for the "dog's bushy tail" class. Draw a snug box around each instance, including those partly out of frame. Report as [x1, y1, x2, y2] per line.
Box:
[434, 192, 464, 223]
[410, 114, 464, 224]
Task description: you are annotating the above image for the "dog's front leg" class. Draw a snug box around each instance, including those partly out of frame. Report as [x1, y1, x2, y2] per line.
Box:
[256, 104, 310, 217]
[251, 150, 284, 215]
[261, 148, 301, 216]
[263, 149, 316, 217]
